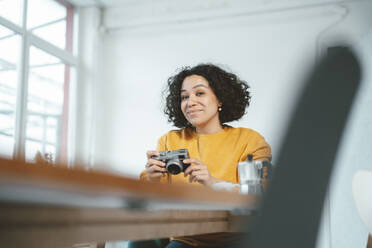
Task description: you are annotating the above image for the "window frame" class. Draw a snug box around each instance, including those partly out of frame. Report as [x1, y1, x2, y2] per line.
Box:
[0, 0, 77, 163]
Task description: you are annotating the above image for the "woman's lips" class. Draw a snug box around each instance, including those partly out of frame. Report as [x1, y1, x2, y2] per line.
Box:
[187, 110, 202, 116]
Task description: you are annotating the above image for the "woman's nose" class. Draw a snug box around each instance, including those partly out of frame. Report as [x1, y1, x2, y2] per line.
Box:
[187, 95, 197, 106]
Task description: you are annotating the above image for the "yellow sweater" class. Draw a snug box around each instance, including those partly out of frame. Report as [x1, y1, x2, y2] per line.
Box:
[140, 125, 272, 247]
[141, 125, 271, 185]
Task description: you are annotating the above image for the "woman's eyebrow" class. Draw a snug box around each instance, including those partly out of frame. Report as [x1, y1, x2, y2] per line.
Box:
[181, 84, 208, 92]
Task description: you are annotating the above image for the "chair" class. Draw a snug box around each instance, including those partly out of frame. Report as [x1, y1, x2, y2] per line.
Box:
[238, 47, 361, 248]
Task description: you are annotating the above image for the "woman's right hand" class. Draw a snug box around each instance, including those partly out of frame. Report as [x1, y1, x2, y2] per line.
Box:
[145, 150, 166, 182]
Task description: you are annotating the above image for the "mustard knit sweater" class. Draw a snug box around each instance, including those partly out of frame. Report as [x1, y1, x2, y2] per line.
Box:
[141, 125, 271, 185]
[140, 125, 272, 247]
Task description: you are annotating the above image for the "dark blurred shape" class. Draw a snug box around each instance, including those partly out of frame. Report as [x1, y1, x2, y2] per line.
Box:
[242, 47, 361, 248]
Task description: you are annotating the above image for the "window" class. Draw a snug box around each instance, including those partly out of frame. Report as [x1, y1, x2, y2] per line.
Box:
[0, 0, 23, 26]
[28, 0, 71, 50]
[0, 25, 21, 158]
[0, 0, 77, 164]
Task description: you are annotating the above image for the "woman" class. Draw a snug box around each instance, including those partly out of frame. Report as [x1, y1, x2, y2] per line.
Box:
[139, 64, 271, 248]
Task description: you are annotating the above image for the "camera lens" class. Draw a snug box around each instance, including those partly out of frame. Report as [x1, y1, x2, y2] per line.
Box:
[166, 159, 183, 175]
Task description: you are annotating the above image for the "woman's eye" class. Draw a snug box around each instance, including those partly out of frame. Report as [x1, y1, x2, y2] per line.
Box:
[196, 92, 205, 96]
[181, 95, 189, 100]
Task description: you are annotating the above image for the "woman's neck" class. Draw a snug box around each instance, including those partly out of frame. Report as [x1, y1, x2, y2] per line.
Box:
[195, 123, 223, 134]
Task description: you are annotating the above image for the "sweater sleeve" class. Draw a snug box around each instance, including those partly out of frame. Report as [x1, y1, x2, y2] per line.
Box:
[250, 137, 272, 162]
[139, 134, 169, 183]
[238, 131, 272, 162]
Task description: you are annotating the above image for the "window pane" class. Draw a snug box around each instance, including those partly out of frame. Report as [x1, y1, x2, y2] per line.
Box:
[29, 45, 60, 66]
[25, 46, 66, 163]
[0, 25, 20, 158]
[0, 0, 23, 26]
[0, 25, 14, 38]
[32, 19, 66, 49]
[25, 115, 59, 163]
[27, 0, 67, 50]
[27, 0, 66, 29]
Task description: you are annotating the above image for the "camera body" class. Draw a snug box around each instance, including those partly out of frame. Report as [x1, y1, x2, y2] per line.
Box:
[152, 149, 190, 175]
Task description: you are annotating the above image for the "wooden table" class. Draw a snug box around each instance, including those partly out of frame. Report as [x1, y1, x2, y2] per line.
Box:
[0, 158, 257, 248]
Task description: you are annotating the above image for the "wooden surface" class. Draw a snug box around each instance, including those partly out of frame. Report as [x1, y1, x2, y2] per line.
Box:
[0, 157, 255, 248]
[0, 204, 250, 248]
[0, 157, 256, 209]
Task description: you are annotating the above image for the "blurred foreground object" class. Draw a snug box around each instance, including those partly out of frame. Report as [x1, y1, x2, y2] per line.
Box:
[243, 47, 361, 248]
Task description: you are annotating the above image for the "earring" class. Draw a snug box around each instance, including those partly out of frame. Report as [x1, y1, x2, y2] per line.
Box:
[218, 106, 222, 112]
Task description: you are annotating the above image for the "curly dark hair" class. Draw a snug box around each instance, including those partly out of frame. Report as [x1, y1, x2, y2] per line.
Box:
[163, 63, 251, 128]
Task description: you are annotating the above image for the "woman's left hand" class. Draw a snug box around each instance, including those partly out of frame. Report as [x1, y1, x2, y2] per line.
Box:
[183, 158, 216, 187]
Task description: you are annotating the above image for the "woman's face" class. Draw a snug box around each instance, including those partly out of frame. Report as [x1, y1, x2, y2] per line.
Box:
[180, 75, 221, 131]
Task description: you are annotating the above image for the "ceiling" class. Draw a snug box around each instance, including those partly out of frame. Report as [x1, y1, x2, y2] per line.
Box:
[66, 0, 159, 7]
[66, 0, 356, 9]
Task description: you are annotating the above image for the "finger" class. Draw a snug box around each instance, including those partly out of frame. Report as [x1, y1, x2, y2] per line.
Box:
[189, 174, 196, 183]
[191, 170, 209, 181]
[184, 164, 201, 176]
[147, 164, 166, 173]
[191, 170, 206, 176]
[183, 158, 201, 165]
[184, 166, 192, 176]
[147, 158, 165, 168]
[189, 169, 204, 180]
[146, 150, 160, 159]
[184, 162, 208, 176]
[190, 174, 206, 183]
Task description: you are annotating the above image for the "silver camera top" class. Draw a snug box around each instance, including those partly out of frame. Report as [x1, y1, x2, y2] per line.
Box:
[152, 149, 190, 175]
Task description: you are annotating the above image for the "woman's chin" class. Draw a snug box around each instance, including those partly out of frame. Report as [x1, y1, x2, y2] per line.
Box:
[189, 121, 204, 129]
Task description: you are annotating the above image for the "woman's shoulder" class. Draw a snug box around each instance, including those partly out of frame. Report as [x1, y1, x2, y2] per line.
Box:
[160, 128, 194, 140]
[224, 126, 269, 146]
[225, 125, 265, 138]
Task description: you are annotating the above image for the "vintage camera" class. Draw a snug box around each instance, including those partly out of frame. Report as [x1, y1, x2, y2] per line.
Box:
[151, 149, 190, 175]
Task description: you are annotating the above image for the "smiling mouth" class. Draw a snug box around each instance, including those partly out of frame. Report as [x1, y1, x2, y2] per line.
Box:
[187, 110, 202, 115]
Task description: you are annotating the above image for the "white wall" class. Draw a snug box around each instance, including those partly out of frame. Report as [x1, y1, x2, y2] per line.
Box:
[94, 4, 345, 176]
[91, 1, 372, 174]
[76, 1, 372, 247]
